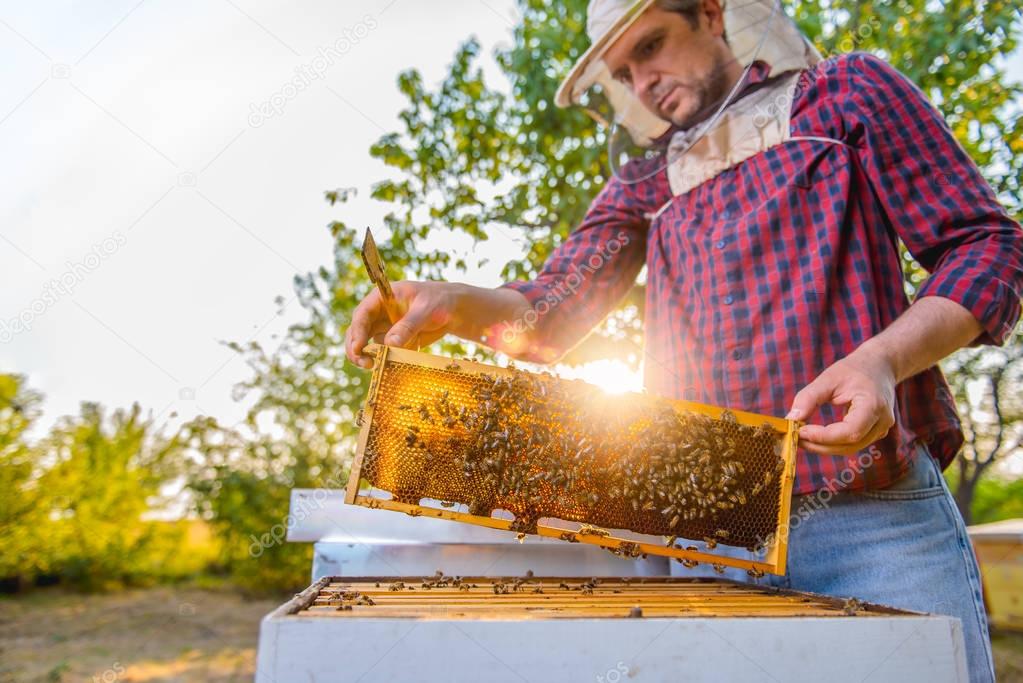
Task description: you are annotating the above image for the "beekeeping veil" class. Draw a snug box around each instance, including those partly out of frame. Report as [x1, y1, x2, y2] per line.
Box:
[556, 0, 823, 190]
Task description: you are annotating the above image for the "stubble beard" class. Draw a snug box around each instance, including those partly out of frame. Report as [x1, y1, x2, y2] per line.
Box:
[668, 51, 737, 130]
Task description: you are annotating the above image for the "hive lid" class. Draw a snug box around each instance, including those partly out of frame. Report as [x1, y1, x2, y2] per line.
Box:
[967, 518, 1023, 542]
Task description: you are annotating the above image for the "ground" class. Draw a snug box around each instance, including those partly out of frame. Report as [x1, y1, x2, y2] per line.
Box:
[0, 586, 1021, 681]
[0, 585, 287, 683]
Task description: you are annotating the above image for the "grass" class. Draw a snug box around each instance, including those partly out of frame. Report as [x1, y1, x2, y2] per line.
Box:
[996, 630, 1023, 682]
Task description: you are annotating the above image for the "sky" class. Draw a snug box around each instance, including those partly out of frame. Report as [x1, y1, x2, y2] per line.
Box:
[0, 0, 527, 435]
[1, 1, 1022, 445]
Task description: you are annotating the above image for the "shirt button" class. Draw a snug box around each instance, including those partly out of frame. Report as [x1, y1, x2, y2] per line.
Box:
[715, 240, 726, 249]
[732, 349, 744, 360]
[722, 209, 733, 220]
[723, 295, 734, 305]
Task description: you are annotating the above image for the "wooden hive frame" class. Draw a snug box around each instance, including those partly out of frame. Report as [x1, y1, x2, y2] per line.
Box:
[345, 343, 800, 576]
[293, 576, 912, 620]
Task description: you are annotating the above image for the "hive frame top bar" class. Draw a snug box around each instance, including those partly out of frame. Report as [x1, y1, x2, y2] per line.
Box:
[358, 343, 792, 432]
[346, 344, 801, 576]
[283, 575, 923, 620]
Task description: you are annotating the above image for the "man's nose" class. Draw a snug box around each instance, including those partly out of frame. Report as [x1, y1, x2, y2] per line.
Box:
[635, 69, 659, 103]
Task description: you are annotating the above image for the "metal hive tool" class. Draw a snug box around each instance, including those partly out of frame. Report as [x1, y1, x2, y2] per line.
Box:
[346, 344, 800, 575]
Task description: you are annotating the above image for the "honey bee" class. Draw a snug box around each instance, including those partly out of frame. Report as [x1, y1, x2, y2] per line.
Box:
[714, 529, 730, 539]
[702, 537, 718, 550]
[712, 564, 726, 575]
[746, 568, 765, 579]
[842, 597, 863, 616]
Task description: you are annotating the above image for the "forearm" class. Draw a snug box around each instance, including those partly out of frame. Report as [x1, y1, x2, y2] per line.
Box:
[853, 295, 983, 383]
[450, 283, 534, 352]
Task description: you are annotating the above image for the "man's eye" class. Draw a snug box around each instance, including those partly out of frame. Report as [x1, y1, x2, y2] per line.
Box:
[640, 37, 662, 57]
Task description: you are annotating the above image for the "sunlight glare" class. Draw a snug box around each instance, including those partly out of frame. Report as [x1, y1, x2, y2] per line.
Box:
[556, 358, 644, 395]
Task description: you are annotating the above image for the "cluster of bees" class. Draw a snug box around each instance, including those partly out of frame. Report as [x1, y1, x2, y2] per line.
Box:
[324, 587, 375, 610]
[609, 407, 783, 531]
[370, 362, 786, 552]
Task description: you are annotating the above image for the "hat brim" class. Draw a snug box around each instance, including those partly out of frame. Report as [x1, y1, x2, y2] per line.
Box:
[555, 0, 657, 108]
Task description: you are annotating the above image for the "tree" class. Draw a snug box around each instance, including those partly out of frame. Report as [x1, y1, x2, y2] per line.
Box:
[942, 329, 1023, 523]
[207, 0, 1022, 590]
[0, 374, 48, 585]
[0, 378, 192, 590]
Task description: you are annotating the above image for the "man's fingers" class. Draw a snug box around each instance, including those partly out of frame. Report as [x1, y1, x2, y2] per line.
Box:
[786, 375, 835, 421]
[345, 290, 383, 367]
[800, 419, 890, 456]
[384, 300, 439, 347]
[798, 397, 877, 444]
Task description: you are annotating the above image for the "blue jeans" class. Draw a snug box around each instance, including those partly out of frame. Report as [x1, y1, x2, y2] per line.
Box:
[670, 441, 995, 682]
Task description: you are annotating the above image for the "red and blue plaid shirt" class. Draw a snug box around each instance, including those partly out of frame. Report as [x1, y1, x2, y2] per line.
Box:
[500, 52, 1023, 495]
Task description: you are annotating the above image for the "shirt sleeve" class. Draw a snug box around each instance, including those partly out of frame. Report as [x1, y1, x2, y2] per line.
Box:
[839, 52, 1023, 345]
[497, 175, 661, 364]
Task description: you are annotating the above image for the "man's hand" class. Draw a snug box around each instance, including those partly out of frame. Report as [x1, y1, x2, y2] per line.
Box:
[343, 281, 533, 369]
[344, 281, 462, 368]
[784, 296, 983, 455]
[786, 348, 897, 455]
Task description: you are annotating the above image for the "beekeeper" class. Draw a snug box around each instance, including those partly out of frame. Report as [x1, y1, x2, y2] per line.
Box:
[345, 2, 1023, 679]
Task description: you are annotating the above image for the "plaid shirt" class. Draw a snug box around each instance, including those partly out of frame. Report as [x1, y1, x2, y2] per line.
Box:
[500, 53, 1023, 495]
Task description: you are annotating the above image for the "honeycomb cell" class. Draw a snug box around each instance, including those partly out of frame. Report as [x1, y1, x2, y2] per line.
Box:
[356, 350, 790, 554]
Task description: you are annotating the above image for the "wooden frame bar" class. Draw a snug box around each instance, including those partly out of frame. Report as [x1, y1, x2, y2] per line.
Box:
[345, 343, 800, 575]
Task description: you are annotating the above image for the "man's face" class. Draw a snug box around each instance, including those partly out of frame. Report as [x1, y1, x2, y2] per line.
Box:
[603, 2, 737, 129]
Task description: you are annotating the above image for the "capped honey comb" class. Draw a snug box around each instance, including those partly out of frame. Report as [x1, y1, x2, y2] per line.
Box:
[346, 344, 799, 575]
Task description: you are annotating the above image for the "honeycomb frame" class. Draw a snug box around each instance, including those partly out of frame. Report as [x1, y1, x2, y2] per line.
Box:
[345, 344, 800, 575]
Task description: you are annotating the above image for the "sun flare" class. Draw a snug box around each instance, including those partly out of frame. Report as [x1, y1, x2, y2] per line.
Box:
[556, 358, 644, 395]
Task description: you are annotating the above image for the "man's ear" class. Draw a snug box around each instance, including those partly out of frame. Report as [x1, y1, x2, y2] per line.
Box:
[701, 0, 727, 37]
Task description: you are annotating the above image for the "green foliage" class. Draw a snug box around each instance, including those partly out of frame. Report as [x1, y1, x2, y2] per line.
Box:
[944, 463, 1023, 524]
[0, 375, 49, 581]
[3, 1, 1021, 593]
[193, 0, 1021, 590]
[0, 378, 193, 590]
[181, 416, 336, 593]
